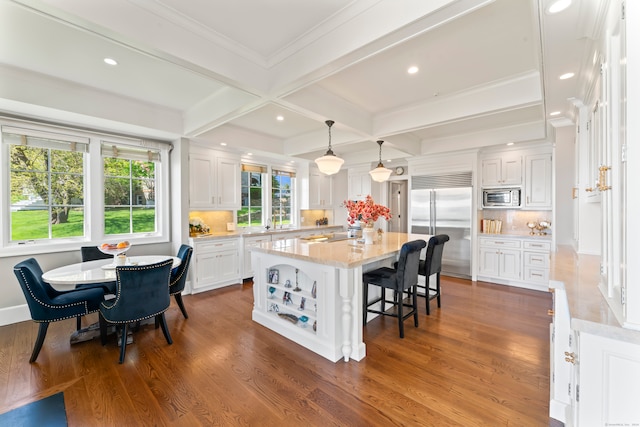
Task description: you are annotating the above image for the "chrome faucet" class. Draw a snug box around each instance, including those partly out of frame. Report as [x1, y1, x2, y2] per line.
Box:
[265, 218, 272, 230]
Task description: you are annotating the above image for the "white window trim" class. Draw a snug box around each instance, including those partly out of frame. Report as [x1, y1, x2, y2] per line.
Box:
[0, 118, 171, 257]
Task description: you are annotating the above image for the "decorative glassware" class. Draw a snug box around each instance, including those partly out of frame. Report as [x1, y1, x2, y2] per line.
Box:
[268, 286, 276, 298]
[299, 315, 309, 328]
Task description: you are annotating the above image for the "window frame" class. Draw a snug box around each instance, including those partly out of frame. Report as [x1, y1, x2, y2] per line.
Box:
[0, 118, 170, 257]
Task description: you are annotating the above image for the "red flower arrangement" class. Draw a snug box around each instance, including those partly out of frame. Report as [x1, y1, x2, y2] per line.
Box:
[343, 195, 391, 226]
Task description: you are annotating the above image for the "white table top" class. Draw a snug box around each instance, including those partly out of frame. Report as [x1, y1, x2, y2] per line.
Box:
[42, 255, 181, 291]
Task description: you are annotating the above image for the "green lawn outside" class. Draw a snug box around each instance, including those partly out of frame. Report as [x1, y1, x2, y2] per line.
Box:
[10, 208, 155, 240]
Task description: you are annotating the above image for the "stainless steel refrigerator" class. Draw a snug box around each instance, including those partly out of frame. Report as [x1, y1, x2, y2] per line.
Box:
[410, 173, 472, 278]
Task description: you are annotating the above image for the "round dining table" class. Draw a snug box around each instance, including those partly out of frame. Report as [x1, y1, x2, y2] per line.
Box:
[42, 255, 181, 291]
[41, 255, 182, 344]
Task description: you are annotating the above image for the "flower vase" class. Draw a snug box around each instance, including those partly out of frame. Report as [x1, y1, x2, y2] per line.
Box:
[363, 226, 375, 244]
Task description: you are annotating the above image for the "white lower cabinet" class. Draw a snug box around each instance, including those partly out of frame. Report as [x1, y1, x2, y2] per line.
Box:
[242, 234, 272, 279]
[550, 282, 640, 426]
[478, 236, 550, 290]
[191, 237, 241, 293]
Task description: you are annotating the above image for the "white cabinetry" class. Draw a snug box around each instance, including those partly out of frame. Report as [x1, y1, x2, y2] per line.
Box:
[190, 237, 241, 293]
[478, 237, 521, 280]
[549, 282, 640, 426]
[478, 236, 550, 291]
[309, 166, 333, 208]
[524, 153, 552, 209]
[242, 234, 271, 279]
[189, 149, 240, 209]
[481, 154, 522, 186]
[348, 167, 371, 201]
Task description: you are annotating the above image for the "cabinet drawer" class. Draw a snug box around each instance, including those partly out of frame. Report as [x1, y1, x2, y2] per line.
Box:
[523, 241, 551, 251]
[524, 251, 549, 268]
[524, 267, 549, 283]
[197, 239, 239, 253]
[479, 238, 521, 249]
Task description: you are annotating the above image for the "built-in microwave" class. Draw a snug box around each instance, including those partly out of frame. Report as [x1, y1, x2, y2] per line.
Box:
[482, 187, 521, 208]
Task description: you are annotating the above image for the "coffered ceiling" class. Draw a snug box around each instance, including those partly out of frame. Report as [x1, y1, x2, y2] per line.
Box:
[0, 0, 606, 166]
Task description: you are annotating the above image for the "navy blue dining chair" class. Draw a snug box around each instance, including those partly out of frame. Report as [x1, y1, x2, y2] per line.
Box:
[13, 258, 106, 363]
[99, 258, 173, 364]
[169, 244, 193, 319]
[362, 239, 427, 338]
[74, 246, 118, 331]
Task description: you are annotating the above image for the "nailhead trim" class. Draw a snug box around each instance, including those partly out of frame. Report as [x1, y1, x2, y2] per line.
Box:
[14, 266, 97, 322]
[169, 248, 192, 296]
[100, 259, 172, 324]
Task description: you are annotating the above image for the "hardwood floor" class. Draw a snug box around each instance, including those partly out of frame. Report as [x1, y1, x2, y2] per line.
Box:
[0, 277, 552, 426]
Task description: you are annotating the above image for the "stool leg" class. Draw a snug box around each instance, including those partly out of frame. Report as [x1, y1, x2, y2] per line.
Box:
[363, 281, 369, 325]
[412, 285, 419, 327]
[118, 324, 128, 364]
[396, 290, 404, 338]
[436, 273, 442, 308]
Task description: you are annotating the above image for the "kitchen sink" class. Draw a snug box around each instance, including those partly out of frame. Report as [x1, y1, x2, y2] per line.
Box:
[301, 233, 351, 243]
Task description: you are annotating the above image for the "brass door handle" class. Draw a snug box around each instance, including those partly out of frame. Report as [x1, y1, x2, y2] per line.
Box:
[564, 351, 576, 364]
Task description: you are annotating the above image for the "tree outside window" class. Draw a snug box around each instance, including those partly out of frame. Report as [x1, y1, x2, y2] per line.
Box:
[103, 156, 156, 235]
[238, 165, 265, 227]
[9, 138, 85, 241]
[272, 170, 294, 227]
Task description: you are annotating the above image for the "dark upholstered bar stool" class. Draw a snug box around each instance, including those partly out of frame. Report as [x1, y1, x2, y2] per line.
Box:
[168, 244, 193, 319]
[362, 240, 427, 338]
[417, 235, 449, 315]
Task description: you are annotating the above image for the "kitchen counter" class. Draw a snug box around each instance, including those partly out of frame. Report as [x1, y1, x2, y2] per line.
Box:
[479, 232, 552, 240]
[251, 232, 431, 363]
[190, 224, 344, 240]
[550, 245, 640, 344]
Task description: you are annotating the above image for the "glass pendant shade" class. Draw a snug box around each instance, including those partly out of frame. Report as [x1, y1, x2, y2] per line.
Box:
[369, 164, 392, 182]
[369, 140, 392, 182]
[314, 120, 344, 175]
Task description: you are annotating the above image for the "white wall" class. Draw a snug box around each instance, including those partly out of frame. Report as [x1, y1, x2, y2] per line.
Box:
[554, 126, 576, 246]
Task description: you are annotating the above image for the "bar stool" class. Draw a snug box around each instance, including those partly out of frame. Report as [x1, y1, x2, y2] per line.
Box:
[362, 240, 427, 338]
[418, 235, 449, 315]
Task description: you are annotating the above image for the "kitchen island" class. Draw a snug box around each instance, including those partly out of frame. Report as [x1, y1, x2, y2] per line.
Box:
[250, 232, 429, 362]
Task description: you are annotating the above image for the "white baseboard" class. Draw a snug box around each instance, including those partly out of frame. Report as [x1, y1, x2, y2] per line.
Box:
[0, 304, 31, 326]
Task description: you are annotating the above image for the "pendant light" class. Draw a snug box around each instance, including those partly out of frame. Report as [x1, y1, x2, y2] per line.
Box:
[369, 140, 392, 182]
[314, 120, 344, 175]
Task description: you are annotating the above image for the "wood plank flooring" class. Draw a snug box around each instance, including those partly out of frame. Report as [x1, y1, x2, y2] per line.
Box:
[0, 277, 552, 426]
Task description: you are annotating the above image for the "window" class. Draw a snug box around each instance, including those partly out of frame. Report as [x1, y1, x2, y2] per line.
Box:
[1, 119, 170, 253]
[272, 169, 295, 226]
[238, 164, 266, 227]
[102, 142, 159, 235]
[5, 127, 88, 242]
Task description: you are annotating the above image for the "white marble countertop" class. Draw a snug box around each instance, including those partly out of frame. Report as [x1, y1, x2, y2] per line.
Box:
[250, 232, 431, 269]
[190, 225, 344, 241]
[550, 245, 640, 344]
[479, 232, 552, 240]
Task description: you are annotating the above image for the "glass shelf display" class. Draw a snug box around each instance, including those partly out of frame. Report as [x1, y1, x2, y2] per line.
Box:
[266, 264, 317, 333]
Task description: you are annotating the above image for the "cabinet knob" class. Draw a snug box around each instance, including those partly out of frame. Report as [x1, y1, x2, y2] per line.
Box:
[564, 351, 576, 364]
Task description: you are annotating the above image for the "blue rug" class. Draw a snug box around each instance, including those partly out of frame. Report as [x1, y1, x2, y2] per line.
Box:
[0, 392, 67, 426]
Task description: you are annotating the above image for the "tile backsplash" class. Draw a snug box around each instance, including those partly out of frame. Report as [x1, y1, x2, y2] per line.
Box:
[479, 210, 552, 234]
[189, 211, 234, 233]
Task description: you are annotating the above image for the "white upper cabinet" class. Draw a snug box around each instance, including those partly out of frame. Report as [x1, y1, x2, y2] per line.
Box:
[524, 153, 552, 209]
[348, 167, 372, 201]
[481, 154, 522, 187]
[309, 166, 333, 208]
[189, 148, 240, 209]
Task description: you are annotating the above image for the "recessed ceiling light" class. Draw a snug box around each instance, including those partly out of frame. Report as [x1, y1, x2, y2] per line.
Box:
[407, 66, 419, 74]
[547, 0, 571, 14]
[103, 57, 118, 66]
[506, 142, 514, 146]
[276, 115, 284, 121]
[220, 142, 227, 146]
[247, 152, 253, 156]
[559, 72, 575, 80]
[550, 111, 561, 116]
